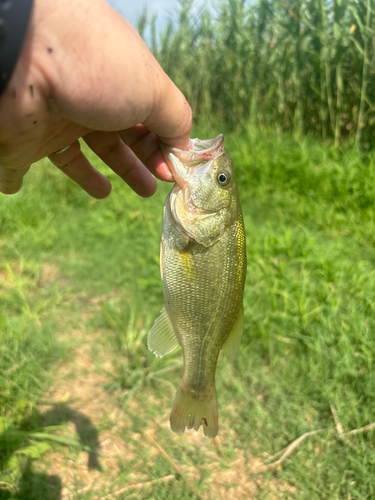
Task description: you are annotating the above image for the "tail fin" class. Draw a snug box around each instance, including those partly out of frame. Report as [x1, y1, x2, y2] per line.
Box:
[170, 382, 218, 438]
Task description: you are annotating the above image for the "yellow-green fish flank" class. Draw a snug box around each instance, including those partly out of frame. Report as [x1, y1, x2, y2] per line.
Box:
[148, 135, 247, 437]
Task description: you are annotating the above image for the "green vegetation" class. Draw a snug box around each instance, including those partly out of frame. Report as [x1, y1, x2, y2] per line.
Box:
[139, 0, 375, 146]
[1, 130, 375, 498]
[2, 0, 375, 497]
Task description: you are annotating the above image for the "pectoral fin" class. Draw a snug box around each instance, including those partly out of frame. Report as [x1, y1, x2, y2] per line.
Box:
[222, 305, 244, 363]
[148, 308, 179, 357]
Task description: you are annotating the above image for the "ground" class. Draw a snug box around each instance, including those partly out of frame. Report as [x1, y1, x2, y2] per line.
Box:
[34, 295, 293, 499]
[2, 134, 375, 499]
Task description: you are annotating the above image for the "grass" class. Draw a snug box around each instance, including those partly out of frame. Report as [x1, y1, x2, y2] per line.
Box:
[1, 128, 375, 498]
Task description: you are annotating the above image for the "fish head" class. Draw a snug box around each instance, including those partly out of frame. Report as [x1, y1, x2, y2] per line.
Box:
[162, 135, 238, 247]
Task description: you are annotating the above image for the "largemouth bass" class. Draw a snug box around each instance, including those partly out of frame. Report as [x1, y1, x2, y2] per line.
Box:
[148, 135, 246, 438]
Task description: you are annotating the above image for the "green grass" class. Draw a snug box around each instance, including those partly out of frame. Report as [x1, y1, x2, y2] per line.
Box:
[1, 129, 375, 498]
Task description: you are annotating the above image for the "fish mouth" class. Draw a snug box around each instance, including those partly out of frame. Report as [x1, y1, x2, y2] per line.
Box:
[161, 134, 225, 188]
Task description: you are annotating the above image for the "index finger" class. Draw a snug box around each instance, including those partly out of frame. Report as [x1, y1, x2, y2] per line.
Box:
[118, 125, 174, 182]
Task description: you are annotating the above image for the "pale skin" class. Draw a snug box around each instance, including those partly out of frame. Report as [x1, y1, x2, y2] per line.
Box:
[0, 0, 192, 198]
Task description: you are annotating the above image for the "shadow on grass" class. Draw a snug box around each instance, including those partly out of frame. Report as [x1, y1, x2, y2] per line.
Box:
[0, 460, 62, 500]
[42, 403, 102, 470]
[0, 404, 101, 499]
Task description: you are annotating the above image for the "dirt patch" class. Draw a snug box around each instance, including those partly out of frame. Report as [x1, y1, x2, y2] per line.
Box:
[0, 269, 10, 283]
[38, 332, 136, 500]
[206, 451, 296, 499]
[34, 307, 293, 500]
[0, 261, 20, 284]
[141, 420, 295, 500]
[38, 263, 62, 287]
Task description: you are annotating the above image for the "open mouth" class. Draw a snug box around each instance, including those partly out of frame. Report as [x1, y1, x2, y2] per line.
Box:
[189, 135, 225, 157]
[162, 135, 225, 188]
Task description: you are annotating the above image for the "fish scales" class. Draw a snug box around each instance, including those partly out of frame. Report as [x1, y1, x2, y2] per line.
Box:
[148, 135, 246, 438]
[163, 200, 245, 391]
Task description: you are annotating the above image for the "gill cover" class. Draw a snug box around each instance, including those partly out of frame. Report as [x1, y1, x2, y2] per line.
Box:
[162, 135, 235, 247]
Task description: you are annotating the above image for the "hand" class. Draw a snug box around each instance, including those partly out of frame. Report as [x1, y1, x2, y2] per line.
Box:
[0, 0, 192, 198]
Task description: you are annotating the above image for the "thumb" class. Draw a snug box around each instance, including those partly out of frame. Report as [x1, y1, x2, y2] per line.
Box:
[142, 78, 193, 151]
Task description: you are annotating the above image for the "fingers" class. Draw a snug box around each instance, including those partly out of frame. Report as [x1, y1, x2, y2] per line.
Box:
[118, 125, 174, 182]
[1, 126, 175, 199]
[48, 140, 112, 199]
[0, 165, 30, 194]
[84, 130, 158, 197]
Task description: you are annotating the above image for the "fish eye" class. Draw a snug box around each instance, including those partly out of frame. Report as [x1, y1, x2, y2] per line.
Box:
[216, 170, 231, 187]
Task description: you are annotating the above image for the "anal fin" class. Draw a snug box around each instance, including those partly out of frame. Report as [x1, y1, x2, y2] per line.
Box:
[148, 308, 179, 358]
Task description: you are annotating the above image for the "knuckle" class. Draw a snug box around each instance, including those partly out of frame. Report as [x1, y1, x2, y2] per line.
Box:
[99, 139, 123, 159]
[120, 157, 140, 181]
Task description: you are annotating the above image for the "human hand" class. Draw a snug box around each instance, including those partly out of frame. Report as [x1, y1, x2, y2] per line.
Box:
[0, 0, 192, 198]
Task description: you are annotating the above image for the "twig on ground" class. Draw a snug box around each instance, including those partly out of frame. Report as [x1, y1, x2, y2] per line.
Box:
[329, 400, 344, 436]
[347, 421, 375, 436]
[265, 420, 375, 469]
[264, 429, 326, 469]
[102, 474, 175, 498]
[213, 436, 224, 457]
[0, 482, 13, 490]
[142, 430, 207, 500]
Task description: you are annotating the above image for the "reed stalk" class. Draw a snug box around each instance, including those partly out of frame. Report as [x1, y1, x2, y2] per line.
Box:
[144, 0, 375, 146]
[355, 0, 371, 143]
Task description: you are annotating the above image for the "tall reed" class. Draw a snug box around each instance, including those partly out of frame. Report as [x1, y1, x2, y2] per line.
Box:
[139, 0, 375, 146]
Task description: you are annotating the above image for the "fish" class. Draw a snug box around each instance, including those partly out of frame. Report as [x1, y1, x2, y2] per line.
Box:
[148, 134, 247, 438]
